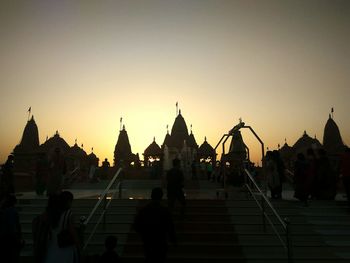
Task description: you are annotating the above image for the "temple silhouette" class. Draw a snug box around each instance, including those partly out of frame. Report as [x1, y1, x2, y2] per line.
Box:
[9, 107, 345, 190]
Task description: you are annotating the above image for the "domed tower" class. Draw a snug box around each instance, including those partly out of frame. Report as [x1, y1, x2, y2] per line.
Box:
[198, 137, 216, 162]
[40, 131, 70, 156]
[323, 114, 344, 156]
[66, 141, 88, 171]
[169, 110, 189, 150]
[279, 139, 293, 169]
[162, 109, 198, 174]
[293, 131, 322, 156]
[144, 137, 162, 167]
[114, 125, 133, 167]
[13, 116, 40, 171]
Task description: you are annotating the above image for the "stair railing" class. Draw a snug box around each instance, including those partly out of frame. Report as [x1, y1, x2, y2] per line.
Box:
[244, 168, 293, 263]
[82, 168, 123, 251]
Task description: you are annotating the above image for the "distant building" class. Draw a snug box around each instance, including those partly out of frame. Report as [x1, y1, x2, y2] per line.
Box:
[161, 110, 201, 175]
[114, 125, 137, 167]
[143, 137, 162, 167]
[323, 114, 344, 157]
[13, 116, 40, 172]
[12, 116, 99, 175]
[279, 113, 345, 167]
[292, 130, 322, 157]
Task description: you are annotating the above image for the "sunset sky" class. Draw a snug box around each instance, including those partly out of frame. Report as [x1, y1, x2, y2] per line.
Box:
[0, 0, 349, 165]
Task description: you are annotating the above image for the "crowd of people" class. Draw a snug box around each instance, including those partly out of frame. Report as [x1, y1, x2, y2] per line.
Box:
[1, 148, 350, 262]
[265, 146, 350, 207]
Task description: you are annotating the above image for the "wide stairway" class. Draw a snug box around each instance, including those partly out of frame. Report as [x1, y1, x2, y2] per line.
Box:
[17, 180, 350, 263]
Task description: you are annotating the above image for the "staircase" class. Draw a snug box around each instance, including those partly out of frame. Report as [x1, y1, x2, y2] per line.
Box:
[17, 180, 350, 263]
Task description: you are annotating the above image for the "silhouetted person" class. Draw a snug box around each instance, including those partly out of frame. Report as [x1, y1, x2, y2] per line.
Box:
[206, 162, 213, 181]
[266, 151, 280, 199]
[340, 146, 350, 206]
[0, 194, 23, 263]
[44, 191, 80, 263]
[272, 150, 285, 199]
[166, 158, 186, 216]
[35, 153, 49, 196]
[99, 235, 121, 263]
[315, 149, 335, 200]
[101, 158, 110, 179]
[134, 187, 176, 263]
[47, 148, 66, 196]
[32, 195, 57, 263]
[293, 153, 309, 206]
[1, 155, 15, 196]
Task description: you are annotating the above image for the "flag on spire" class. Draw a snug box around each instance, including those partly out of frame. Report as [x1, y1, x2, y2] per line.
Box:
[27, 106, 31, 121]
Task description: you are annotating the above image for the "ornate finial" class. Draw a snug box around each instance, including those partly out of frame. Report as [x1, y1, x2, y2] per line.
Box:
[123, 124, 125, 130]
[75, 138, 77, 145]
[55, 130, 59, 136]
[303, 130, 307, 136]
[153, 136, 155, 142]
[190, 124, 192, 134]
[285, 138, 287, 144]
[331, 107, 334, 119]
[166, 124, 169, 134]
[176, 101, 178, 116]
[81, 143, 84, 149]
[179, 109, 181, 115]
[204, 136, 207, 142]
[120, 117, 123, 131]
[91, 147, 94, 152]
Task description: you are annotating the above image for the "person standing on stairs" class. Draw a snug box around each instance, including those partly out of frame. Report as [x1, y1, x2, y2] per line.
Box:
[166, 158, 186, 217]
[134, 187, 176, 263]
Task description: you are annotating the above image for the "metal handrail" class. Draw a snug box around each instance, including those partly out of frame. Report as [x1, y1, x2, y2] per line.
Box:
[244, 168, 293, 262]
[82, 168, 123, 251]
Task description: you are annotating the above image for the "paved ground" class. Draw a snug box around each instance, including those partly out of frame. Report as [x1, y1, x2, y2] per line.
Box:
[15, 179, 347, 202]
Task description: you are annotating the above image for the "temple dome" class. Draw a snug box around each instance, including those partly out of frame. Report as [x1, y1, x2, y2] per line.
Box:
[67, 143, 87, 159]
[323, 115, 344, 155]
[114, 125, 133, 165]
[198, 137, 215, 158]
[144, 138, 162, 157]
[40, 131, 70, 155]
[13, 116, 39, 153]
[169, 110, 189, 149]
[293, 131, 321, 154]
[279, 142, 293, 159]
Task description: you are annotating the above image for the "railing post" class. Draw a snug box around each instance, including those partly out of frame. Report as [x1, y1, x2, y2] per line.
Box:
[118, 180, 122, 199]
[261, 194, 266, 232]
[103, 195, 107, 229]
[285, 218, 293, 263]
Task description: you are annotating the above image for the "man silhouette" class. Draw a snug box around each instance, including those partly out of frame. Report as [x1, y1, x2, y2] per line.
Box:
[134, 187, 176, 263]
[166, 158, 186, 216]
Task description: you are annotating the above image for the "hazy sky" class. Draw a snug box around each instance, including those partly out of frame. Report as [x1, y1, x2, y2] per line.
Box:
[0, 0, 349, 165]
